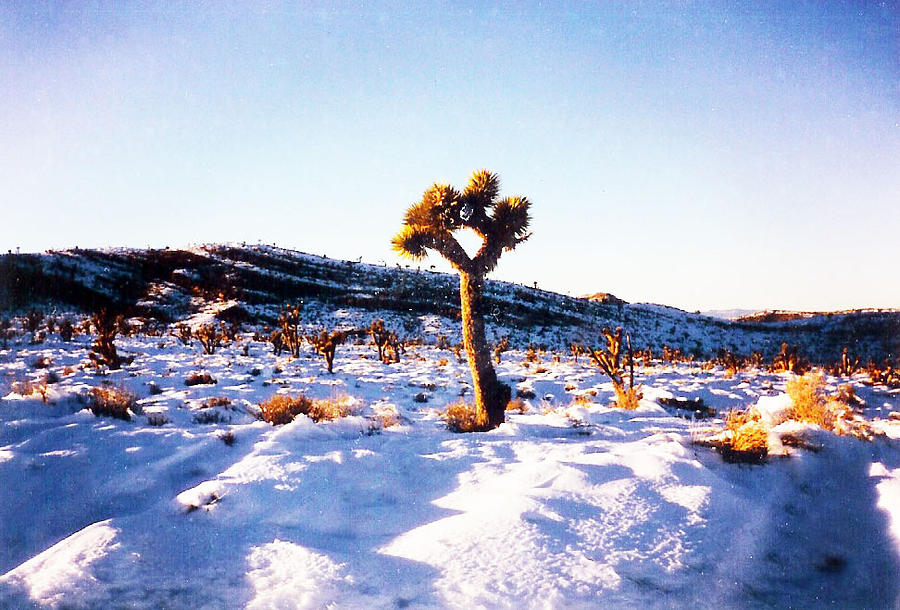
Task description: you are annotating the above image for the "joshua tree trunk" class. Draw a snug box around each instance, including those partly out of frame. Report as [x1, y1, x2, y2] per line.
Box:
[459, 271, 509, 429]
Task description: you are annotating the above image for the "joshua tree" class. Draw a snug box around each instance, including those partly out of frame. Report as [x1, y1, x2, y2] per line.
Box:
[370, 319, 389, 362]
[278, 304, 303, 358]
[392, 169, 531, 430]
[89, 309, 122, 370]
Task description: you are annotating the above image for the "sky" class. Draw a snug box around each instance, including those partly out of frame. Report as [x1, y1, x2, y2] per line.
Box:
[1, 1, 897, 312]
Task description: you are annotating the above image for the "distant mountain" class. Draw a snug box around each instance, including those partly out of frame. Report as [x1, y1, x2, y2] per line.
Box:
[1, 244, 898, 363]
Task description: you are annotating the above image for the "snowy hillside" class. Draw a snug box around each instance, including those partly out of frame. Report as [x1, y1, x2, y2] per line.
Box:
[1, 244, 898, 363]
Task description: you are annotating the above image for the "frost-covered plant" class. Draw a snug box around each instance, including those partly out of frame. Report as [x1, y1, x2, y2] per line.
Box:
[88, 385, 136, 420]
[392, 170, 530, 431]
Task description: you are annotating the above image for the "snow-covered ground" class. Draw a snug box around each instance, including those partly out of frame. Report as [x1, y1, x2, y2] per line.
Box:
[2, 332, 900, 608]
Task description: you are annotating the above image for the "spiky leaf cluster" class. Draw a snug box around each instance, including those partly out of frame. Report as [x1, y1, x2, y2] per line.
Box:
[392, 170, 531, 274]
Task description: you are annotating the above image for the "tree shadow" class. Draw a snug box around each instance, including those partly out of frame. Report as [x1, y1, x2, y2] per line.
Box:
[688, 437, 900, 607]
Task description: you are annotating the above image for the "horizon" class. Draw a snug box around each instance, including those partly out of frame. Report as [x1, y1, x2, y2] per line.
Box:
[2, 3, 897, 313]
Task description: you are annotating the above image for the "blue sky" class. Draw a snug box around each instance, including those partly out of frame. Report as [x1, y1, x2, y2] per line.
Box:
[1, 1, 897, 311]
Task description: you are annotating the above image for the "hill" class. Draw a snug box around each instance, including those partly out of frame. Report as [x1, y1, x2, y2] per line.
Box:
[1, 244, 897, 363]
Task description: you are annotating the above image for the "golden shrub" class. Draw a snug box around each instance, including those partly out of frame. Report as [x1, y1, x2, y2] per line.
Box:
[786, 373, 833, 429]
[506, 398, 528, 413]
[614, 385, 642, 410]
[258, 393, 357, 425]
[440, 401, 486, 432]
[259, 394, 314, 425]
[88, 385, 136, 420]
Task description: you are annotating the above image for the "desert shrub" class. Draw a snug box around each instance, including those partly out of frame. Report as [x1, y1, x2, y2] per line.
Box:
[58, 318, 74, 341]
[307, 394, 357, 422]
[88, 385, 136, 420]
[196, 322, 227, 355]
[383, 332, 403, 364]
[570, 342, 584, 363]
[202, 396, 231, 408]
[493, 337, 510, 364]
[258, 393, 356, 425]
[772, 343, 807, 375]
[371, 404, 402, 428]
[832, 384, 861, 408]
[722, 409, 769, 463]
[171, 324, 193, 346]
[786, 373, 835, 429]
[658, 396, 715, 418]
[613, 385, 643, 410]
[259, 394, 313, 425]
[11, 379, 51, 402]
[440, 401, 486, 433]
[31, 356, 51, 369]
[716, 348, 742, 377]
[219, 430, 236, 445]
[866, 359, 900, 388]
[146, 412, 169, 426]
[24, 310, 43, 335]
[516, 387, 536, 399]
[506, 398, 528, 413]
[185, 372, 217, 386]
[269, 328, 285, 356]
[834, 347, 859, 377]
[194, 410, 228, 424]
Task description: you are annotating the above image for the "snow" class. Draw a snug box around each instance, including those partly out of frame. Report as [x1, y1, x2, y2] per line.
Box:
[2, 332, 900, 608]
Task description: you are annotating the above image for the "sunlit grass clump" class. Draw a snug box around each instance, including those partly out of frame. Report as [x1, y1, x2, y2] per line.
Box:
[259, 393, 358, 425]
[88, 385, 137, 421]
[441, 401, 487, 433]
